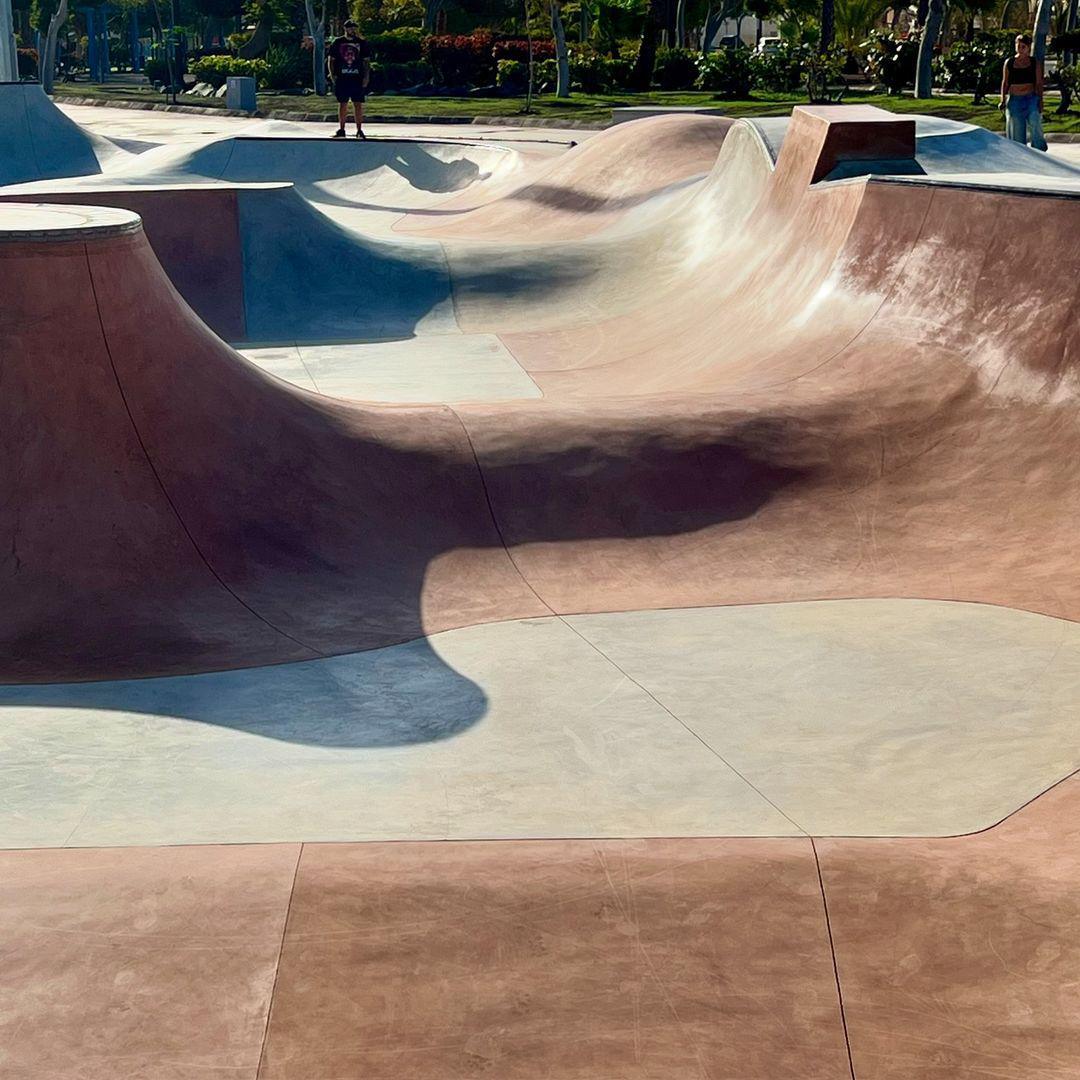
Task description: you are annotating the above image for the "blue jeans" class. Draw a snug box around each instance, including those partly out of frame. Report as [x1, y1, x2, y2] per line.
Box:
[1007, 94, 1047, 151]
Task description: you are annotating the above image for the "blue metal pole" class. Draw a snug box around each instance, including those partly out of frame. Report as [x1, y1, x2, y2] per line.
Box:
[131, 8, 140, 71]
[83, 8, 97, 81]
[99, 2, 109, 80]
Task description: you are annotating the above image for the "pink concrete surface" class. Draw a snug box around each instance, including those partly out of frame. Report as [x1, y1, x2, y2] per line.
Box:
[0, 844, 300, 1080]
[0, 186, 246, 338]
[818, 775, 1080, 1079]
[2, 107, 1078, 681]
[259, 838, 851, 1079]
[396, 113, 734, 239]
[2, 106, 1079, 1077]
[3, 778, 1079, 1080]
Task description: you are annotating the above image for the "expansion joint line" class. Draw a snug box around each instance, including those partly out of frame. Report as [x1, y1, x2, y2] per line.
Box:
[85, 250, 320, 658]
[256, 843, 303, 1079]
[448, 404, 810, 837]
[447, 405, 556, 618]
[562, 613, 810, 838]
[811, 836, 857, 1080]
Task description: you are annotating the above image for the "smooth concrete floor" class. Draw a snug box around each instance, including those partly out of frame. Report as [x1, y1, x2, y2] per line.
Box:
[2, 598, 1078, 848]
[1049, 142, 1080, 167]
[240, 334, 541, 402]
[7, 795, 1079, 1080]
[57, 104, 588, 154]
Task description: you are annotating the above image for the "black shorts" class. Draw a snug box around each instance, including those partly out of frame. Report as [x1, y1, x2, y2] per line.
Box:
[334, 77, 366, 104]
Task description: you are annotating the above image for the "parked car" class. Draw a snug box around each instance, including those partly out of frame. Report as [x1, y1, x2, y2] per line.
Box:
[754, 36, 782, 56]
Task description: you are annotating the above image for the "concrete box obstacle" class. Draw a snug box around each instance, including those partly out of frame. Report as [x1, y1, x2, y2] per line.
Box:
[226, 76, 257, 113]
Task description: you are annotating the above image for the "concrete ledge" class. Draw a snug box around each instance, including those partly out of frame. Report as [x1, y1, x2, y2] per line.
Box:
[53, 94, 606, 128]
[798, 104, 916, 183]
[611, 105, 728, 124]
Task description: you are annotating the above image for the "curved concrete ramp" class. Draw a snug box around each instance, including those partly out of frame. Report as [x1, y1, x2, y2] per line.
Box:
[395, 113, 734, 239]
[3, 106, 1080, 682]
[0, 82, 103, 185]
[2, 103, 1080, 1080]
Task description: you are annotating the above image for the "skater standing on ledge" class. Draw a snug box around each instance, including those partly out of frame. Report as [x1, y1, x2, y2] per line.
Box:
[999, 34, 1047, 152]
[328, 20, 371, 140]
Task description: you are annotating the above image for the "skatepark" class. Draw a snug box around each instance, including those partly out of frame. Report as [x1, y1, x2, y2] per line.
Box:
[3, 81, 1080, 1077]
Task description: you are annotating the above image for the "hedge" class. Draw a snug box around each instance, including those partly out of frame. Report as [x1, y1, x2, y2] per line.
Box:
[367, 28, 425, 63]
[696, 49, 752, 96]
[653, 48, 698, 90]
[369, 60, 434, 91]
[188, 55, 268, 88]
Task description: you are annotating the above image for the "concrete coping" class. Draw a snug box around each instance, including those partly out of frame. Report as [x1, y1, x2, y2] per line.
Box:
[230, 134, 517, 154]
[0, 203, 142, 242]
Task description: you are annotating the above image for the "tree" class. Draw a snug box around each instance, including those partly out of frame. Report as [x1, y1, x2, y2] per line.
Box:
[422, 0, 443, 29]
[1032, 0, 1052, 60]
[304, 0, 325, 93]
[947, 0, 995, 41]
[1058, 0, 1078, 110]
[914, 0, 943, 96]
[820, 0, 834, 49]
[41, 0, 68, 92]
[834, 0, 887, 52]
[630, 0, 661, 86]
[194, 0, 242, 47]
[549, 0, 569, 94]
[699, 0, 744, 53]
[237, 0, 275, 56]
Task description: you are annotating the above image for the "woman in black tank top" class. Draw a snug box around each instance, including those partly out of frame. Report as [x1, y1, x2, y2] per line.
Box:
[999, 34, 1047, 151]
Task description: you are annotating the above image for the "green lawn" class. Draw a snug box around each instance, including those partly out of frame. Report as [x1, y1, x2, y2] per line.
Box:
[52, 81, 1080, 132]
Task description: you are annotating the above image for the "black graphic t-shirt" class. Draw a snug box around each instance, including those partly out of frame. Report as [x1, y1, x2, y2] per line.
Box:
[329, 36, 370, 79]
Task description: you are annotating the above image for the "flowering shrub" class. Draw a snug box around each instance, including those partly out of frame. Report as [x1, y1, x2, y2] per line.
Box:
[422, 31, 496, 85]
[936, 37, 1004, 102]
[749, 41, 808, 91]
[492, 38, 555, 63]
[696, 48, 752, 96]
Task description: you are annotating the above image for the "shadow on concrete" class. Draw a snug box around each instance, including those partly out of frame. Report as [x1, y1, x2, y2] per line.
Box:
[506, 175, 703, 215]
[0, 635, 488, 748]
[0, 413, 809, 747]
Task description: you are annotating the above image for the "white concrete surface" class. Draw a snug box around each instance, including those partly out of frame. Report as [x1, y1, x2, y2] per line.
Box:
[0, 201, 139, 237]
[2, 599, 1077, 848]
[0, 84, 104, 185]
[241, 335, 542, 402]
[0, 616, 795, 848]
[56, 102, 588, 151]
[570, 600, 1080, 837]
[1049, 142, 1080, 167]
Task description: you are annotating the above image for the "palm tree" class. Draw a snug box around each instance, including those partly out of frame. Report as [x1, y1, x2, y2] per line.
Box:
[915, 0, 944, 97]
[550, 0, 570, 96]
[821, 0, 835, 50]
[630, 0, 663, 88]
[834, 0, 888, 53]
[1033, 0, 1053, 59]
[41, 0, 70, 92]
